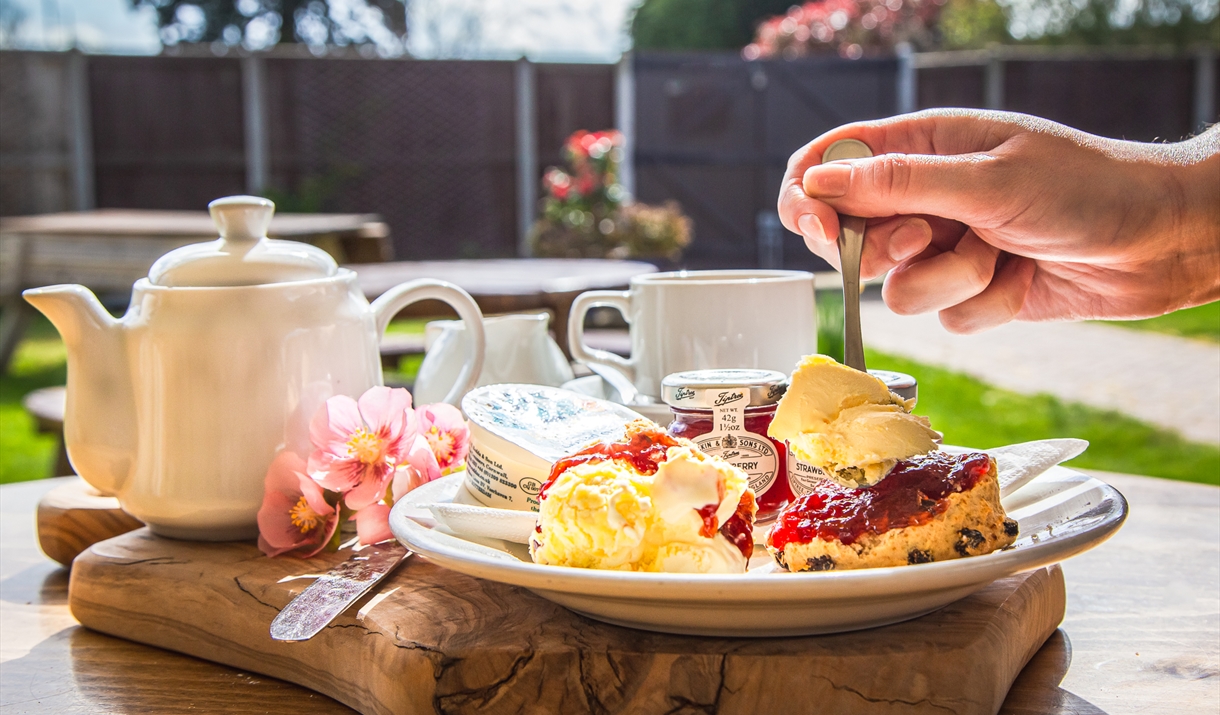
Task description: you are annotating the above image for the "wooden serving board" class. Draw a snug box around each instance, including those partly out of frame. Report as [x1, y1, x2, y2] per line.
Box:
[69, 529, 1065, 715]
[36, 478, 143, 566]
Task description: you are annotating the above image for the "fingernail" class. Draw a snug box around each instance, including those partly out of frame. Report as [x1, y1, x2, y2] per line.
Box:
[803, 163, 852, 197]
[889, 219, 928, 262]
[797, 214, 825, 242]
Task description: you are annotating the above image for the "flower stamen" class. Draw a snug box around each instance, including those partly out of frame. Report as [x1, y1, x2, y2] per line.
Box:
[289, 496, 323, 534]
[426, 426, 457, 466]
[346, 428, 385, 465]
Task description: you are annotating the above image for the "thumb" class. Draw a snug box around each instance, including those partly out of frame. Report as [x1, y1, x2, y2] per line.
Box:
[802, 152, 1002, 226]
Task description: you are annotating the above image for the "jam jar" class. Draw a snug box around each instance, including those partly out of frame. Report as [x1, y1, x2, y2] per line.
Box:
[661, 369, 792, 522]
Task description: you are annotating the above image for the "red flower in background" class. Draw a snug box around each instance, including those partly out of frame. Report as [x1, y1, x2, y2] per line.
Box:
[744, 0, 944, 59]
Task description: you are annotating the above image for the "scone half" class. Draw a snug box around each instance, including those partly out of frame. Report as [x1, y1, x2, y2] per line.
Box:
[767, 452, 1018, 572]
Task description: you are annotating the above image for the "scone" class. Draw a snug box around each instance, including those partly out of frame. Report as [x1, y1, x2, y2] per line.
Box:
[767, 451, 1017, 571]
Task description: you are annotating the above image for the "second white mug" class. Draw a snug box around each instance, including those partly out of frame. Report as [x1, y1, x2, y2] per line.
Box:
[568, 269, 816, 399]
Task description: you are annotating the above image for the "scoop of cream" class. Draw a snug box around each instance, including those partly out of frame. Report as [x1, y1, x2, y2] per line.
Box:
[529, 445, 751, 573]
[768, 355, 939, 486]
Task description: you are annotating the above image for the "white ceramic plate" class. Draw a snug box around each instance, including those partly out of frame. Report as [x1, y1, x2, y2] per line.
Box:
[389, 463, 1126, 637]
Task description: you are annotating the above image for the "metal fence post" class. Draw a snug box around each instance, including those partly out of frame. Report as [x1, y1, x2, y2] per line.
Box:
[615, 51, 636, 199]
[515, 57, 537, 257]
[985, 48, 1005, 110]
[1195, 46, 1216, 132]
[67, 49, 94, 210]
[242, 53, 269, 194]
[896, 42, 916, 115]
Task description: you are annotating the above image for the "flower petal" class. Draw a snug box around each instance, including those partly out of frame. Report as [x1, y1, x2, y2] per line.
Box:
[354, 503, 394, 546]
[342, 461, 393, 511]
[357, 386, 411, 435]
[309, 394, 363, 451]
[309, 453, 365, 493]
[297, 471, 335, 517]
[257, 450, 339, 558]
[391, 464, 429, 503]
[406, 434, 442, 484]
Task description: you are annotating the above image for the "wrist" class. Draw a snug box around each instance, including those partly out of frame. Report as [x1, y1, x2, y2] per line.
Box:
[1167, 150, 1220, 308]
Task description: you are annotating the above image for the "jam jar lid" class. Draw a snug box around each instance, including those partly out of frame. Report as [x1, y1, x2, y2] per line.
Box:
[661, 369, 788, 409]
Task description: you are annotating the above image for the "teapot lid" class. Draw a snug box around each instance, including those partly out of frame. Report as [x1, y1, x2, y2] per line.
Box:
[147, 196, 338, 287]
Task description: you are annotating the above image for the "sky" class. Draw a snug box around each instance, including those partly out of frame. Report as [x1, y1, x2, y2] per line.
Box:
[0, 0, 639, 60]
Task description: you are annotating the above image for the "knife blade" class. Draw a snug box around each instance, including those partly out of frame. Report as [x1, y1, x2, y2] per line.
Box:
[270, 542, 411, 641]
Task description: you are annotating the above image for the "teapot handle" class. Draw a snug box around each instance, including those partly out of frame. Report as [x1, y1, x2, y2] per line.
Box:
[371, 280, 485, 406]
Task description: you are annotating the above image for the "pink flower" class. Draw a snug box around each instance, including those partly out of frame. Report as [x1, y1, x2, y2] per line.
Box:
[416, 403, 470, 473]
[385, 435, 438, 501]
[353, 503, 394, 545]
[308, 386, 416, 511]
[257, 451, 338, 558]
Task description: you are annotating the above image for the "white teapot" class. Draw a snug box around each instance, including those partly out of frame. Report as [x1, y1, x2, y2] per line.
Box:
[23, 196, 485, 541]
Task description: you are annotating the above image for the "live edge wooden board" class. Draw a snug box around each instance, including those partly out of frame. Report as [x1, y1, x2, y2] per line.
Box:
[67, 528, 1065, 715]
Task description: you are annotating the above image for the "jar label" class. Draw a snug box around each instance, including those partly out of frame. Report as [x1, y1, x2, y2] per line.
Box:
[692, 391, 779, 497]
[787, 451, 832, 497]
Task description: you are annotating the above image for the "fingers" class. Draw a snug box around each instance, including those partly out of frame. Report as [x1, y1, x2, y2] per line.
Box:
[938, 254, 1037, 333]
[777, 110, 1007, 251]
[803, 152, 1004, 225]
[859, 217, 933, 280]
[795, 110, 1022, 171]
[882, 228, 1001, 315]
[778, 175, 841, 253]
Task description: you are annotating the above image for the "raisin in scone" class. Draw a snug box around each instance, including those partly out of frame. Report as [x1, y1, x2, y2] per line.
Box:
[766, 451, 1017, 571]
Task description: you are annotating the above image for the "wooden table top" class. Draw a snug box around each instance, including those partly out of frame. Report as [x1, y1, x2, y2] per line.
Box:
[351, 258, 657, 299]
[0, 209, 386, 239]
[1, 472, 1216, 714]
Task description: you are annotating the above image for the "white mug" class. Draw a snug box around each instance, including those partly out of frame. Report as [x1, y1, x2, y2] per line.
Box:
[568, 270, 816, 399]
[414, 312, 575, 405]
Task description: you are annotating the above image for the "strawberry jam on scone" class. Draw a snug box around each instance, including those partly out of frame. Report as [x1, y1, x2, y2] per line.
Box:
[767, 451, 1018, 571]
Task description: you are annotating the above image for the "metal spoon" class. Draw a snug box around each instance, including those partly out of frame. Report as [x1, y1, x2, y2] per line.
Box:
[586, 361, 641, 406]
[821, 138, 873, 372]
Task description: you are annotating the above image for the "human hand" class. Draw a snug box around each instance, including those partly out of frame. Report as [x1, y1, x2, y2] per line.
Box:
[778, 109, 1220, 332]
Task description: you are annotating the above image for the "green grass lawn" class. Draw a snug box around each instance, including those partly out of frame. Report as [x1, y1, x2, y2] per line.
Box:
[869, 350, 1220, 486]
[2, 312, 1216, 486]
[0, 317, 67, 484]
[1102, 301, 1220, 343]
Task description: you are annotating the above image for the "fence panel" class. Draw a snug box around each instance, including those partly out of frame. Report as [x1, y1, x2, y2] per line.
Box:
[89, 55, 247, 209]
[535, 63, 616, 171]
[918, 65, 987, 110]
[635, 53, 896, 269]
[264, 58, 518, 260]
[1004, 58, 1196, 141]
[0, 51, 76, 215]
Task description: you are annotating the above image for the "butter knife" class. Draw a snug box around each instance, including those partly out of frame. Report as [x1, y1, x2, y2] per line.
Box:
[270, 542, 410, 641]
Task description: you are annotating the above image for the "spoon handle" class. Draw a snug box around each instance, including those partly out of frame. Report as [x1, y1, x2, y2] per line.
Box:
[839, 215, 867, 372]
[820, 138, 874, 373]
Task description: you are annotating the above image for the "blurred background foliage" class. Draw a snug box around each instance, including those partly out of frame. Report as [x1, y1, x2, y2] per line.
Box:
[631, 0, 1219, 52]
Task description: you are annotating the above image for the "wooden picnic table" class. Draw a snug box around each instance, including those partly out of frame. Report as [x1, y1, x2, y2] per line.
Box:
[351, 258, 657, 358]
[0, 472, 1215, 713]
[0, 209, 392, 369]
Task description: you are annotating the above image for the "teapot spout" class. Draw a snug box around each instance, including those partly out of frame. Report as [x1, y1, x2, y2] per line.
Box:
[23, 284, 116, 347]
[23, 285, 135, 495]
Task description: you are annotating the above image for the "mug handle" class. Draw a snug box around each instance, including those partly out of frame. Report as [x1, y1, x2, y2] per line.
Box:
[371, 280, 486, 406]
[567, 290, 635, 383]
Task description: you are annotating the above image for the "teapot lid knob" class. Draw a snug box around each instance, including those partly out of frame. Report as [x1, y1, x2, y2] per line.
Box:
[147, 195, 338, 287]
[209, 195, 274, 244]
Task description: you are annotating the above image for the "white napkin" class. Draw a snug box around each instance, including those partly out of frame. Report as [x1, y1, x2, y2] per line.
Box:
[987, 438, 1088, 497]
[422, 502, 537, 544]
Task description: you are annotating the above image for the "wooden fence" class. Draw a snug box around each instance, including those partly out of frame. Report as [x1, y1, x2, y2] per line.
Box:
[1, 47, 1215, 269]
